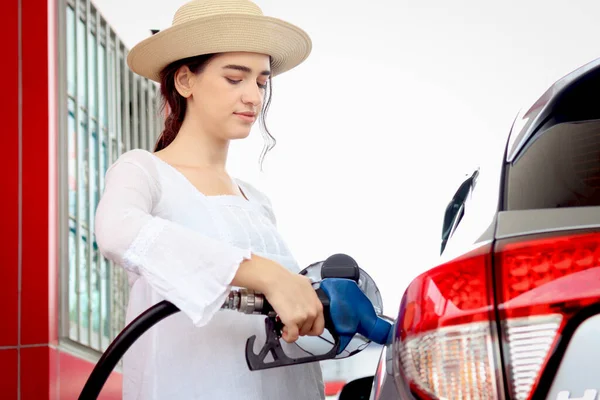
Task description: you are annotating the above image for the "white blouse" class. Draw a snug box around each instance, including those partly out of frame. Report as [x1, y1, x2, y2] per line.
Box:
[94, 149, 325, 400]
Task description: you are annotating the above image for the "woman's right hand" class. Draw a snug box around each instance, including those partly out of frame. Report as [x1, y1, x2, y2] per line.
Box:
[261, 270, 325, 343]
[231, 254, 325, 343]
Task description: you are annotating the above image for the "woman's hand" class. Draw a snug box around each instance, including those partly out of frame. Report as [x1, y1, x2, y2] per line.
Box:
[261, 270, 325, 343]
[231, 254, 325, 343]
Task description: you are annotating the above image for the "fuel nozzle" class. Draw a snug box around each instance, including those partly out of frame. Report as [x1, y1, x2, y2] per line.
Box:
[222, 289, 273, 316]
[223, 253, 360, 316]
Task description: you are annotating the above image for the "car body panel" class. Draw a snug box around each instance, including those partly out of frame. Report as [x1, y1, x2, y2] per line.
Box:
[545, 313, 600, 400]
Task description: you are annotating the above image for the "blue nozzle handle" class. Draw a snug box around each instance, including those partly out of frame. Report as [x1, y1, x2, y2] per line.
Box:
[319, 278, 392, 354]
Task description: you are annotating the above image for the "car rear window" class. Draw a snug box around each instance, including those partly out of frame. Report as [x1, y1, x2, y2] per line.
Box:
[505, 120, 600, 209]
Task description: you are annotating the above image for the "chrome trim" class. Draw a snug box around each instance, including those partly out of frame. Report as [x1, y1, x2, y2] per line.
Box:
[122, 54, 130, 151]
[85, 0, 94, 348]
[132, 74, 139, 149]
[57, 0, 70, 343]
[140, 79, 147, 150]
[74, 0, 82, 344]
[94, 5, 102, 351]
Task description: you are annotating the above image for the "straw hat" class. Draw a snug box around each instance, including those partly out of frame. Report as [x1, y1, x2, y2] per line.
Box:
[127, 0, 312, 82]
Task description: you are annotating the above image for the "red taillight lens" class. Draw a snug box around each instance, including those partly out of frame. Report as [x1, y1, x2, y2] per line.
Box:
[394, 244, 499, 400]
[324, 381, 345, 397]
[398, 245, 493, 336]
[496, 232, 600, 319]
[394, 231, 600, 400]
[495, 231, 600, 400]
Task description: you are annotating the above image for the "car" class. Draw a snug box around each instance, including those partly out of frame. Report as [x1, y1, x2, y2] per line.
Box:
[337, 56, 600, 400]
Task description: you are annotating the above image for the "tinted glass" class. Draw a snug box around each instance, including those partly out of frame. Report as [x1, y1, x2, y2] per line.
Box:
[506, 120, 600, 209]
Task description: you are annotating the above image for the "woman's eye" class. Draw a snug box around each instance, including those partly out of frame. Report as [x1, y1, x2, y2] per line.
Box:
[226, 77, 267, 89]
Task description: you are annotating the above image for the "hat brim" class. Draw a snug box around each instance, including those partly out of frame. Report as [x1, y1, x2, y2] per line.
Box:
[127, 14, 312, 82]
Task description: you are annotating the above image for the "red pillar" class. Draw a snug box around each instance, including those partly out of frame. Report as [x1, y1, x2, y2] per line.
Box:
[18, 0, 60, 398]
[0, 0, 20, 396]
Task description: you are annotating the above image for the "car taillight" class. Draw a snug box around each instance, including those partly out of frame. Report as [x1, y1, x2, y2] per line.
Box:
[393, 231, 600, 400]
[393, 244, 500, 400]
[496, 231, 600, 400]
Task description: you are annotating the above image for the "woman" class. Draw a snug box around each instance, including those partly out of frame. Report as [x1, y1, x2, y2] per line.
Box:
[94, 0, 325, 399]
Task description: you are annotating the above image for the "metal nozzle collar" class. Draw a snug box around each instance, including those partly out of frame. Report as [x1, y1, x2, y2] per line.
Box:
[239, 289, 264, 314]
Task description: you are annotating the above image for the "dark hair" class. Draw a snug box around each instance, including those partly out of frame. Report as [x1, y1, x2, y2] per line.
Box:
[154, 53, 276, 169]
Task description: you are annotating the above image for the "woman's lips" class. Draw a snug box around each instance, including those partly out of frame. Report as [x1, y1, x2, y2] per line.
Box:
[234, 112, 256, 122]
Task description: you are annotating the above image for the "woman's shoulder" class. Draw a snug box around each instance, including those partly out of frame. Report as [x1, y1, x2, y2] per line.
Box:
[113, 148, 157, 166]
[104, 149, 163, 192]
[108, 149, 160, 176]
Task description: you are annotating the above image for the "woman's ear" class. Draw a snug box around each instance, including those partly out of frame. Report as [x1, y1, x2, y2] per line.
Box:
[174, 65, 194, 98]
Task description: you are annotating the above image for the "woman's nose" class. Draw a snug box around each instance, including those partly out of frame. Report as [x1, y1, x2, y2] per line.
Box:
[242, 83, 262, 106]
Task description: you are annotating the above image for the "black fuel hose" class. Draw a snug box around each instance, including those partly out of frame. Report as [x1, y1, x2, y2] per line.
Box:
[78, 300, 180, 400]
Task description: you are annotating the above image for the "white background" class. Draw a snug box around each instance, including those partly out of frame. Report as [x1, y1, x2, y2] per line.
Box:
[94, 0, 600, 314]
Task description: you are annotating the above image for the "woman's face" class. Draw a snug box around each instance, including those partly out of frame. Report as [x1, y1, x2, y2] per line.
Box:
[177, 52, 271, 141]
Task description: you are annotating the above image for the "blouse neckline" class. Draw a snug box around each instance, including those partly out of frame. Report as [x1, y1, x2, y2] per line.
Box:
[144, 150, 259, 209]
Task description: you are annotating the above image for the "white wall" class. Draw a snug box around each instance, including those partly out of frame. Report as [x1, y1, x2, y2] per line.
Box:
[93, 0, 600, 315]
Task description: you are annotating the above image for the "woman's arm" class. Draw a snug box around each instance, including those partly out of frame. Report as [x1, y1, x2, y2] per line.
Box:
[95, 156, 323, 341]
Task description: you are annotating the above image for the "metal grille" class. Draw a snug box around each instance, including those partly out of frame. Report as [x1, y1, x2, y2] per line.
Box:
[59, 0, 163, 352]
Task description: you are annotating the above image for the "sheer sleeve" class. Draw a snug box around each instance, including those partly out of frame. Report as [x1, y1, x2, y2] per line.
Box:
[94, 153, 252, 327]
